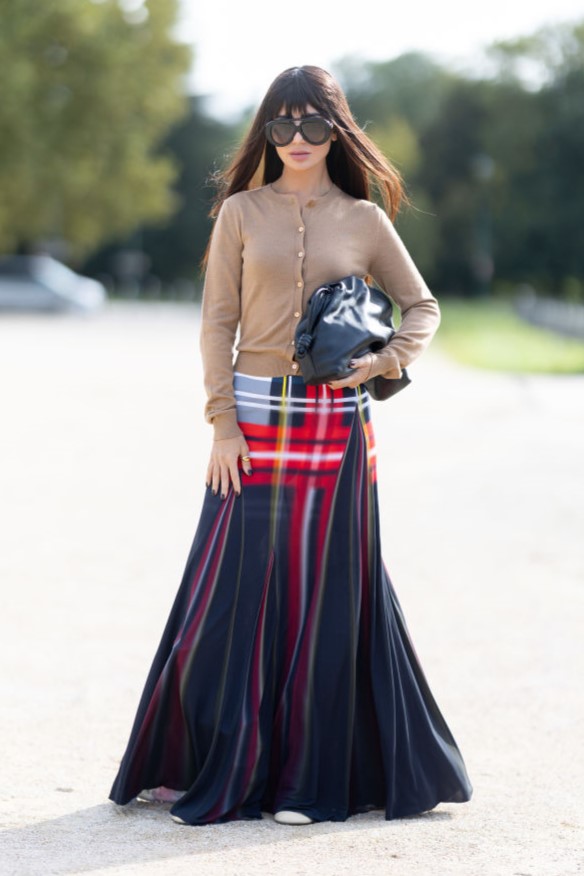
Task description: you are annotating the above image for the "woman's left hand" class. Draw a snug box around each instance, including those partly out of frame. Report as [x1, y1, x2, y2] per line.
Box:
[327, 353, 374, 390]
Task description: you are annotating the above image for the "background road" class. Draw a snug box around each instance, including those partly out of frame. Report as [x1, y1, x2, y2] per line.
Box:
[1, 302, 582, 875]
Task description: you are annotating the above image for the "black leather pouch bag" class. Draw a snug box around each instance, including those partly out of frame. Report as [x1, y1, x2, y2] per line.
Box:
[294, 275, 411, 400]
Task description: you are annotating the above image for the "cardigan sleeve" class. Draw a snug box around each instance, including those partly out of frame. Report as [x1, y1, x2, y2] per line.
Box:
[199, 197, 244, 440]
[367, 205, 441, 380]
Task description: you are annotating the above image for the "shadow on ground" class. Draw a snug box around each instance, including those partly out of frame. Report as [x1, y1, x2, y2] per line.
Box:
[5, 803, 452, 874]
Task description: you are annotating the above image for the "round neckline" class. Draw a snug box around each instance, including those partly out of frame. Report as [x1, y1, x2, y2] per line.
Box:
[266, 182, 338, 203]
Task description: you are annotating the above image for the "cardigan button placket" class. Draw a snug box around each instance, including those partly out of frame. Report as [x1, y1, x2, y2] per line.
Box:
[291, 204, 306, 369]
[293, 204, 305, 319]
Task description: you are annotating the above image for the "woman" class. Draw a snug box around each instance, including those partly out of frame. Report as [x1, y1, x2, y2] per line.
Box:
[109, 65, 472, 826]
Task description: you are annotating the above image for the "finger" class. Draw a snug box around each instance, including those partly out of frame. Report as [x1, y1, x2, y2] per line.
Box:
[330, 372, 363, 390]
[210, 459, 221, 495]
[239, 440, 251, 475]
[220, 463, 231, 499]
[240, 448, 253, 476]
[229, 459, 242, 496]
[205, 460, 213, 488]
[329, 376, 352, 389]
[349, 355, 371, 370]
[353, 353, 375, 380]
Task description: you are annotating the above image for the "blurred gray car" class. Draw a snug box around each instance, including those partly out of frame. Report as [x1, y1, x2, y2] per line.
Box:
[0, 255, 107, 312]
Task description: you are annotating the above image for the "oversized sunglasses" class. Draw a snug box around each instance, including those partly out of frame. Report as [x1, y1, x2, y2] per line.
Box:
[264, 115, 334, 147]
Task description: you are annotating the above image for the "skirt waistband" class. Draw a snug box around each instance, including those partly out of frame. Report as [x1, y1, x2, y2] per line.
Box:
[233, 371, 369, 401]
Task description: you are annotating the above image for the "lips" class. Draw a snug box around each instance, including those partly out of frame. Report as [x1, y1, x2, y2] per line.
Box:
[290, 151, 310, 157]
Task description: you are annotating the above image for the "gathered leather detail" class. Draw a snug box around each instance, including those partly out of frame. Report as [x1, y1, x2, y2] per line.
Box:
[295, 332, 315, 357]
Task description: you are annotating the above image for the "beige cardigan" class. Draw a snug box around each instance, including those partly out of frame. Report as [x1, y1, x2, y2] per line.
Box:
[200, 183, 440, 439]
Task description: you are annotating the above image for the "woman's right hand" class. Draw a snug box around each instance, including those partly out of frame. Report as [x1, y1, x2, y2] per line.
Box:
[206, 436, 252, 499]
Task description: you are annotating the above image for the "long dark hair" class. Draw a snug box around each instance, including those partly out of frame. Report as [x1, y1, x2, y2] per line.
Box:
[202, 65, 406, 267]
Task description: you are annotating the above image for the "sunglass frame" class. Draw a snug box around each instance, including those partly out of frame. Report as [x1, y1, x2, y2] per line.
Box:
[264, 116, 334, 147]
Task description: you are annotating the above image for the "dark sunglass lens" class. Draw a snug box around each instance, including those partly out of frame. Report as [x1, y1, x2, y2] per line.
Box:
[301, 119, 330, 144]
[269, 121, 294, 145]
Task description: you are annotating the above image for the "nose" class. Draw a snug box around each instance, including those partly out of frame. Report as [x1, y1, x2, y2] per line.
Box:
[292, 128, 305, 143]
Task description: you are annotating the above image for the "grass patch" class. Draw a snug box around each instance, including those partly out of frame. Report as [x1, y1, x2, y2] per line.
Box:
[435, 298, 584, 374]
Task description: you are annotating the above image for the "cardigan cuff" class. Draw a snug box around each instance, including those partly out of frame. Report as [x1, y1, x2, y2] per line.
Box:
[211, 409, 243, 441]
[369, 346, 403, 380]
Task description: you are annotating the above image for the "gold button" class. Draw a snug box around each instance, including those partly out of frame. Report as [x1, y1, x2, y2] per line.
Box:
[298, 226, 304, 232]
[298, 251, 304, 257]
[296, 281, 303, 288]
[294, 311, 300, 317]
[292, 363, 298, 370]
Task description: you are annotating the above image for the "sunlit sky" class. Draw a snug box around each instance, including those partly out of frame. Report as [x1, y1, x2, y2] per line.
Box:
[177, 0, 583, 118]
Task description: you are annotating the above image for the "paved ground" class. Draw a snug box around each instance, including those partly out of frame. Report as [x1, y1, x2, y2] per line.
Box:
[0, 301, 582, 876]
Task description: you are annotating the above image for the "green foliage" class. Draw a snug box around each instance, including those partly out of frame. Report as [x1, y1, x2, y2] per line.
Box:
[85, 96, 239, 283]
[487, 20, 584, 84]
[0, 0, 191, 256]
[416, 82, 491, 293]
[336, 52, 455, 131]
[436, 299, 584, 373]
[340, 23, 584, 296]
[140, 99, 239, 281]
[370, 116, 420, 176]
[395, 194, 440, 280]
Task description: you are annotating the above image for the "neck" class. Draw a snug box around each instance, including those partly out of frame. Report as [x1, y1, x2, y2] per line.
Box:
[273, 165, 333, 197]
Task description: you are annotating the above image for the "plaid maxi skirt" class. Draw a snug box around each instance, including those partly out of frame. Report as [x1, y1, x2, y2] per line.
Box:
[109, 372, 472, 823]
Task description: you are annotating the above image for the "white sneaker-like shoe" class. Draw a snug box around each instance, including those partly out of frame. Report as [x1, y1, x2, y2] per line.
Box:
[137, 787, 185, 804]
[170, 814, 189, 825]
[274, 810, 314, 825]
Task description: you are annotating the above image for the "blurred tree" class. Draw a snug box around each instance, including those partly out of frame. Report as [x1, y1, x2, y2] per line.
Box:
[370, 115, 421, 177]
[537, 65, 584, 288]
[0, 0, 191, 257]
[336, 51, 455, 131]
[486, 19, 584, 86]
[83, 96, 239, 286]
[416, 82, 491, 293]
[141, 98, 238, 281]
[480, 79, 545, 286]
[338, 23, 584, 296]
[484, 21, 584, 292]
[336, 52, 461, 290]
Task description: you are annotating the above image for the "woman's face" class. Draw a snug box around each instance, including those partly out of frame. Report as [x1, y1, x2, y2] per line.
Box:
[273, 103, 336, 173]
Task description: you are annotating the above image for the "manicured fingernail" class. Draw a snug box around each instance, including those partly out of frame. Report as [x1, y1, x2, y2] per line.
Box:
[235, 491, 240, 497]
[212, 489, 217, 496]
[220, 493, 226, 500]
[205, 482, 210, 488]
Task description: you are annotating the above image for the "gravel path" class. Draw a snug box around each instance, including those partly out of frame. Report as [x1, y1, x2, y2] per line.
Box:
[1, 302, 582, 875]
